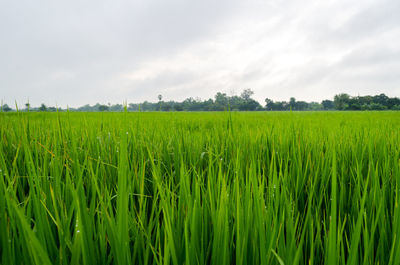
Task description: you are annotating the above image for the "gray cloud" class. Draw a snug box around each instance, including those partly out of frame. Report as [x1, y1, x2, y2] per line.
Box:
[1, 0, 399, 107]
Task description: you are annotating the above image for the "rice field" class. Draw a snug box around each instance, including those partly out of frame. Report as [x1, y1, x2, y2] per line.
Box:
[0, 111, 399, 265]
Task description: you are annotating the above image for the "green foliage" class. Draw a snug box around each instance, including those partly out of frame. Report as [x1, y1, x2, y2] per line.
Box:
[98, 105, 109, 112]
[334, 93, 350, 110]
[1, 104, 12, 112]
[2, 92, 399, 112]
[39, 103, 47, 112]
[322, 100, 334, 110]
[1, 112, 399, 264]
[333, 93, 399, 111]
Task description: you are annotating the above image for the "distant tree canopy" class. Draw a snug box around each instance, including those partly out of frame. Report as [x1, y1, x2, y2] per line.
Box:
[98, 105, 109, 112]
[2, 104, 12, 112]
[332, 93, 400, 111]
[39, 104, 47, 112]
[322, 100, 335, 110]
[2, 91, 400, 112]
[264, 97, 322, 111]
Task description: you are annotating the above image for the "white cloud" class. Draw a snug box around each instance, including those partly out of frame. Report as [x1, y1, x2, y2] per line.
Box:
[1, 0, 399, 107]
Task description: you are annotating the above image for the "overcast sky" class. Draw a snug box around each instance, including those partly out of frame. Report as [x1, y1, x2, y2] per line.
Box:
[1, 0, 400, 107]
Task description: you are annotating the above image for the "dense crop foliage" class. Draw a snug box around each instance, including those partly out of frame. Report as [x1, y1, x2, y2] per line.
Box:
[0, 111, 399, 265]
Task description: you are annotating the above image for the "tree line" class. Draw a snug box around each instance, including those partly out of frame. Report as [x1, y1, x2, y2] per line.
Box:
[2, 90, 400, 112]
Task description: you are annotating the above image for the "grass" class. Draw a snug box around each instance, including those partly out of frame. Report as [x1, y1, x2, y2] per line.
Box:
[0, 111, 399, 264]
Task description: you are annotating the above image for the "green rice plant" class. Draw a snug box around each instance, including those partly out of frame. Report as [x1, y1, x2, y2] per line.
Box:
[0, 111, 399, 264]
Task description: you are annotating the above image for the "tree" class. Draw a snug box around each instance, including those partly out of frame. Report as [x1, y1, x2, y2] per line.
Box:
[31, 92, 399, 113]
[274, 101, 289, 111]
[348, 97, 361, 110]
[308, 102, 322, 110]
[141, 101, 152, 111]
[373, 93, 389, 106]
[358, 96, 373, 106]
[334, 94, 350, 110]
[161, 102, 173, 111]
[240, 99, 261, 111]
[321, 100, 334, 110]
[214, 92, 228, 110]
[128, 103, 139, 111]
[240, 89, 254, 101]
[228, 95, 242, 111]
[2, 104, 12, 112]
[39, 103, 47, 112]
[238, 89, 260, 110]
[387, 97, 400, 109]
[295, 101, 309, 111]
[289, 97, 296, 110]
[98, 105, 109, 111]
[109, 104, 123, 112]
[78, 104, 92, 111]
[265, 98, 274, 110]
[370, 103, 387, 110]
[25, 102, 30, 111]
[391, 105, 400, 110]
[174, 103, 184, 111]
[158, 94, 163, 111]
